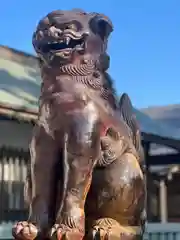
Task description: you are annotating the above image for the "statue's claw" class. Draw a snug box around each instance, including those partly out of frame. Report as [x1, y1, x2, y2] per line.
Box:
[88, 225, 113, 240]
[50, 224, 84, 240]
[12, 221, 38, 240]
[90, 226, 109, 239]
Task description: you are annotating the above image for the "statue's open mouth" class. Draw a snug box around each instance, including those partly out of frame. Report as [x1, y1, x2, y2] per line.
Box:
[39, 36, 85, 59]
[42, 38, 84, 52]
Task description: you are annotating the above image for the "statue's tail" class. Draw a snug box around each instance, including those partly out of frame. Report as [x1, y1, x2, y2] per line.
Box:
[119, 93, 144, 160]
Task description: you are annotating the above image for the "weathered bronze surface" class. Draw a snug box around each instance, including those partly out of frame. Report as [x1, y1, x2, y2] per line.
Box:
[12, 9, 146, 240]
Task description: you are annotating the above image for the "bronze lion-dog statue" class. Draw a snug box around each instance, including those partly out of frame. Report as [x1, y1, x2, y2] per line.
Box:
[12, 9, 146, 240]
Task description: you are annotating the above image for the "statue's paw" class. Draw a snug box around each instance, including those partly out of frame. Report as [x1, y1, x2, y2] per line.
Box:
[12, 221, 38, 240]
[88, 225, 119, 239]
[87, 218, 140, 239]
[50, 224, 84, 240]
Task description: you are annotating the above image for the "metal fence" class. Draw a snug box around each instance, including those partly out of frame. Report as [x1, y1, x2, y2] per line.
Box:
[147, 233, 180, 240]
[144, 223, 180, 239]
[0, 147, 29, 223]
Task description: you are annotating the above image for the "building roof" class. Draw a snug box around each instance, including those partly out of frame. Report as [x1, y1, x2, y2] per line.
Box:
[133, 108, 180, 141]
[141, 104, 180, 129]
[0, 45, 41, 111]
[1, 45, 180, 143]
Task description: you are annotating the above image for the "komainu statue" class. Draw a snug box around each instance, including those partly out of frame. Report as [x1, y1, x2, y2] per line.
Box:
[12, 9, 146, 240]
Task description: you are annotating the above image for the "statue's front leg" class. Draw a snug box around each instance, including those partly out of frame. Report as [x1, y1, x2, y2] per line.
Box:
[50, 108, 101, 240]
[12, 126, 58, 240]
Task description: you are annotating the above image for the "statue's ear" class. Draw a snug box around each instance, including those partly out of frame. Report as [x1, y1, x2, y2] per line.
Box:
[89, 13, 113, 40]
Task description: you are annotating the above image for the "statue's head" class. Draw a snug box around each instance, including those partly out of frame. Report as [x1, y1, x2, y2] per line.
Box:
[32, 9, 113, 69]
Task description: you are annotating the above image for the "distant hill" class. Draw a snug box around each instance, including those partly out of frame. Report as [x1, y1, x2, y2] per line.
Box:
[141, 104, 180, 129]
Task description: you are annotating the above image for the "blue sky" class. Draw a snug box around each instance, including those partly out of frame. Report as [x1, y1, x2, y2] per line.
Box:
[1, 0, 180, 108]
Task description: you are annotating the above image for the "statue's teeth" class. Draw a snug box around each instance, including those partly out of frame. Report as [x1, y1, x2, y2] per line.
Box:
[65, 36, 71, 45]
